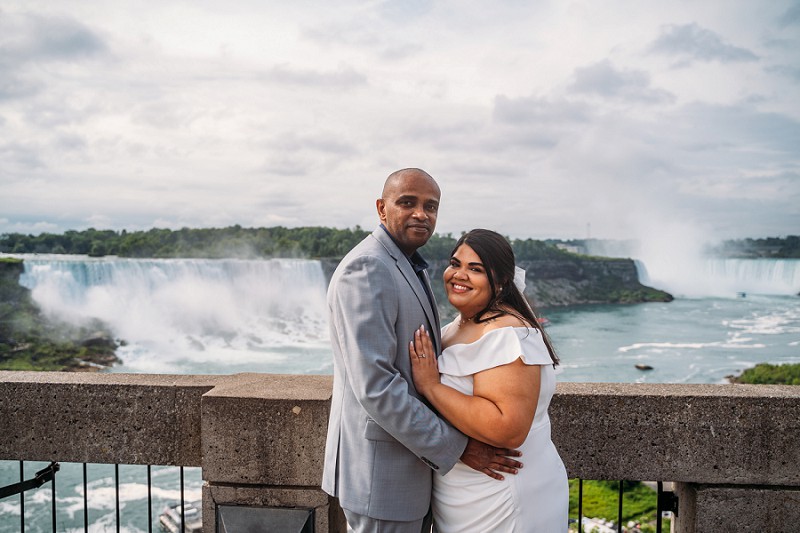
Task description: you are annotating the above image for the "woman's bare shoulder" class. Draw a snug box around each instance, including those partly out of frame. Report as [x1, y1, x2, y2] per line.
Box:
[481, 310, 531, 332]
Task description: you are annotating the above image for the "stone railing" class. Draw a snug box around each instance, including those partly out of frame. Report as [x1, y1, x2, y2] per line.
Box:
[1, 372, 798, 532]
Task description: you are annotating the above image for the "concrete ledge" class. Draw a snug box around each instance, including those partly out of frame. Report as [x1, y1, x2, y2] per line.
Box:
[674, 482, 800, 532]
[201, 373, 332, 486]
[551, 383, 800, 484]
[0, 371, 218, 465]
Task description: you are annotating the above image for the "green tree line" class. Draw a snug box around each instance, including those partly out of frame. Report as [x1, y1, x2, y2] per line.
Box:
[0, 226, 574, 261]
[710, 235, 800, 258]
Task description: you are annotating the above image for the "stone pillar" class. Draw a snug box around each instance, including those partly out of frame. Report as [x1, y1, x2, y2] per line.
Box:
[201, 373, 345, 532]
[672, 482, 800, 533]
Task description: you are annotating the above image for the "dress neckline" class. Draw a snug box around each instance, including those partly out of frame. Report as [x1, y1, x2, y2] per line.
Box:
[442, 324, 533, 350]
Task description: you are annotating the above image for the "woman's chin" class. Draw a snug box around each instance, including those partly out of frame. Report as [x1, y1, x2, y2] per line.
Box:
[447, 298, 464, 312]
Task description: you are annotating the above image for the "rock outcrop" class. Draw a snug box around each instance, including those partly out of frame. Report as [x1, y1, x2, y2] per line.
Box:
[0, 258, 121, 371]
[515, 257, 673, 308]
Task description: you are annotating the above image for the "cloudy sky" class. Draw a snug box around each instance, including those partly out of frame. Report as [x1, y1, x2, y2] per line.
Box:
[1, 1, 798, 243]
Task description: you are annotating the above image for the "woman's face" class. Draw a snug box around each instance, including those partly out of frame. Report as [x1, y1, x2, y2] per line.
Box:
[443, 243, 493, 314]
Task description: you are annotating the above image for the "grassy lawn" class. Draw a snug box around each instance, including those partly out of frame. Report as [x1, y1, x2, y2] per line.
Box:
[569, 479, 670, 532]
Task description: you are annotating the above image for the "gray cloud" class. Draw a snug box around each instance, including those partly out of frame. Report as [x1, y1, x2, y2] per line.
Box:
[0, 12, 107, 108]
[378, 43, 425, 61]
[53, 133, 88, 152]
[263, 64, 367, 88]
[0, 12, 106, 67]
[674, 102, 800, 156]
[648, 23, 758, 65]
[0, 141, 46, 170]
[0, 75, 41, 101]
[493, 95, 590, 125]
[133, 102, 203, 130]
[261, 158, 309, 177]
[301, 11, 427, 62]
[677, 171, 800, 237]
[377, 0, 434, 21]
[303, 22, 381, 49]
[22, 99, 101, 128]
[778, 3, 800, 27]
[568, 60, 675, 104]
[766, 64, 800, 81]
[270, 132, 358, 156]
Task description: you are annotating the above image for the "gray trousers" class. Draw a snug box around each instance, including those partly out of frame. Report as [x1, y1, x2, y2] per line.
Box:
[343, 508, 432, 533]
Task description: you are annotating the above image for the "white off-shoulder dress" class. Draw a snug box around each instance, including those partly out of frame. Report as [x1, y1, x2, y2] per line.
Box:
[432, 324, 569, 533]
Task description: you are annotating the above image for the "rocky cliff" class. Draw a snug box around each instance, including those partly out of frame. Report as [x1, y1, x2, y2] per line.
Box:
[0, 258, 120, 371]
[516, 257, 673, 307]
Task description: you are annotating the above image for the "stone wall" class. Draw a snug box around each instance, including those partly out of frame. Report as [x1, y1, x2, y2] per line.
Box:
[2, 372, 798, 532]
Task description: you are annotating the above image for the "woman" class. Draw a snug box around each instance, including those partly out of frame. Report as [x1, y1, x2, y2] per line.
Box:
[409, 229, 568, 532]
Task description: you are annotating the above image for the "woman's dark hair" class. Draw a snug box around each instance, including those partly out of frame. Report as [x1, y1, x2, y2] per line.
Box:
[452, 229, 559, 365]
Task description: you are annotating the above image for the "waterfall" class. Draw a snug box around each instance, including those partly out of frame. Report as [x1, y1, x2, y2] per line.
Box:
[585, 235, 800, 297]
[637, 257, 800, 298]
[17, 255, 332, 374]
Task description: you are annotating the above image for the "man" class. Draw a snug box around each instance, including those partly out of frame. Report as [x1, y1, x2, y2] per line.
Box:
[322, 168, 522, 532]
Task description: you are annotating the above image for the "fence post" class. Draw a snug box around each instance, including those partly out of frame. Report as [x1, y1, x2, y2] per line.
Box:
[201, 373, 344, 532]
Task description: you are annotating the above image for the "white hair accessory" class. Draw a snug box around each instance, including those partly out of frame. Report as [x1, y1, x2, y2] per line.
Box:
[513, 266, 527, 293]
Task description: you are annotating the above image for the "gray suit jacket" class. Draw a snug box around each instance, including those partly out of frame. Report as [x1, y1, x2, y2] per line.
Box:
[322, 227, 468, 521]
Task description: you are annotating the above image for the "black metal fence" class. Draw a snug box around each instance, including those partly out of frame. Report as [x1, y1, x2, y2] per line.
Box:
[2, 461, 676, 533]
[572, 478, 677, 533]
[0, 461, 200, 533]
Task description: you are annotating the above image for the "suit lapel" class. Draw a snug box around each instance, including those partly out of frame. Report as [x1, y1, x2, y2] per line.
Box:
[372, 228, 441, 353]
[419, 269, 442, 350]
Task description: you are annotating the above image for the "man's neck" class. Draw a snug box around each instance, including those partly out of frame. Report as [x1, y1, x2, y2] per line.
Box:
[379, 224, 417, 258]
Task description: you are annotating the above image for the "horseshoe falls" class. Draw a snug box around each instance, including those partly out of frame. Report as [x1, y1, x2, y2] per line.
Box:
[635, 258, 800, 298]
[17, 255, 333, 374]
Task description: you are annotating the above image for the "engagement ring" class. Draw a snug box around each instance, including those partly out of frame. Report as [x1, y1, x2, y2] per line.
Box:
[419, 354, 426, 358]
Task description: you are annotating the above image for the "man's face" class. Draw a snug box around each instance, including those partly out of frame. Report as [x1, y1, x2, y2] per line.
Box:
[377, 171, 440, 255]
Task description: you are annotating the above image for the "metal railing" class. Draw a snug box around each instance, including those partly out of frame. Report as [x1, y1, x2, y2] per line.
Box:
[3, 462, 677, 533]
[0, 461, 199, 533]
[571, 479, 676, 533]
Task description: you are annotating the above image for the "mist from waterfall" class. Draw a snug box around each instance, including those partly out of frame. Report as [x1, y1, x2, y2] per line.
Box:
[631, 257, 800, 297]
[584, 222, 800, 297]
[18, 255, 332, 374]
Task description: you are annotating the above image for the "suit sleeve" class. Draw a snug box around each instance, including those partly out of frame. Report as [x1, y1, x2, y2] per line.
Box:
[330, 254, 468, 473]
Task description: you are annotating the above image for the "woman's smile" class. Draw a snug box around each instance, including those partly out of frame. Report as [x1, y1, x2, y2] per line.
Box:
[450, 282, 471, 293]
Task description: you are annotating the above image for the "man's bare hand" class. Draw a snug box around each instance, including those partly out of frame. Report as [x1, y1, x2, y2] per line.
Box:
[460, 437, 523, 480]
